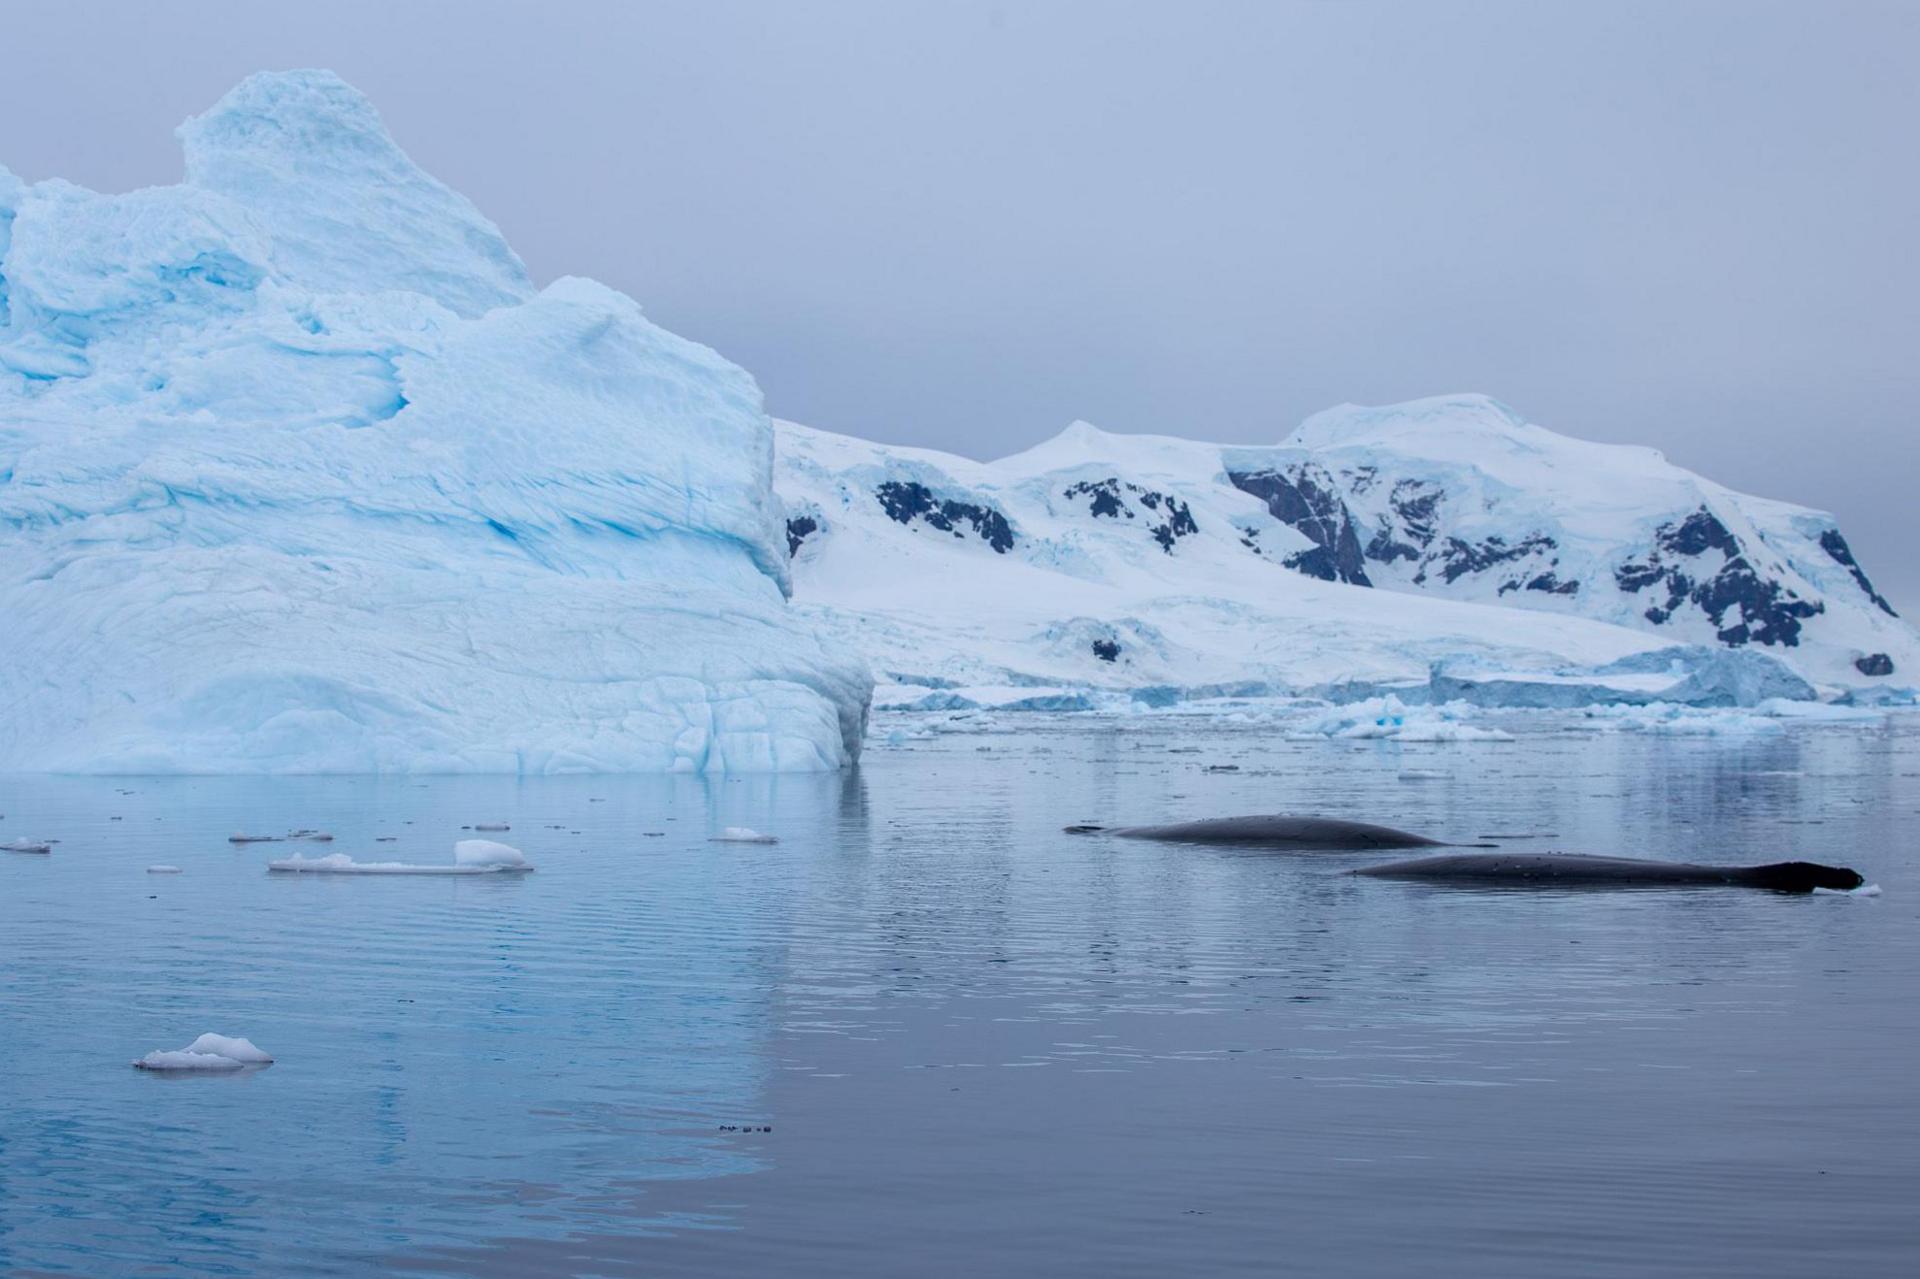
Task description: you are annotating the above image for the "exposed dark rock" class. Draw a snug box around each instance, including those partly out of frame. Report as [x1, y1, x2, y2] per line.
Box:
[1092, 639, 1121, 663]
[1064, 477, 1197, 553]
[1613, 506, 1823, 646]
[1228, 466, 1372, 585]
[1855, 653, 1894, 677]
[1388, 480, 1443, 547]
[1064, 478, 1128, 519]
[1365, 528, 1422, 564]
[1423, 533, 1559, 586]
[784, 515, 818, 557]
[1523, 572, 1579, 596]
[1819, 529, 1898, 617]
[876, 481, 1014, 553]
[1149, 498, 1198, 552]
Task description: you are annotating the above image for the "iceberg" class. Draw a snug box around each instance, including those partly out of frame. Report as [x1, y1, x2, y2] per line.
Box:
[0, 71, 871, 775]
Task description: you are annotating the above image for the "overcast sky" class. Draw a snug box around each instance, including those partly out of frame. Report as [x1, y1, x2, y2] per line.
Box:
[4, 1, 1914, 609]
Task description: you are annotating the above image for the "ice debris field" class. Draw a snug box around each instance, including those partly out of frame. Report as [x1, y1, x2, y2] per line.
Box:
[3, 71, 1917, 777]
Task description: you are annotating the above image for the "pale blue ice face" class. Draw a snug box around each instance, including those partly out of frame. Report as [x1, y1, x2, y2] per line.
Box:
[3, 713, 1918, 1276]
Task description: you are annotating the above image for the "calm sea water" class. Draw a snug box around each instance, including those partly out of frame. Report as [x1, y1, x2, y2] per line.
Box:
[2, 712, 1917, 1277]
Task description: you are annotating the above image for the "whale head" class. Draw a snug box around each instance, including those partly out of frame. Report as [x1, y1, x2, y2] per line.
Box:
[1749, 861, 1865, 893]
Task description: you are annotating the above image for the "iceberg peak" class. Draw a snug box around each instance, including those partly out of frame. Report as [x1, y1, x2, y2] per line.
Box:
[180, 70, 399, 177]
[175, 69, 532, 317]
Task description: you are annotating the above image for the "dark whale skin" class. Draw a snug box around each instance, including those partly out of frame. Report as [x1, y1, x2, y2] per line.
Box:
[1357, 852, 1864, 893]
[1064, 815, 1452, 850]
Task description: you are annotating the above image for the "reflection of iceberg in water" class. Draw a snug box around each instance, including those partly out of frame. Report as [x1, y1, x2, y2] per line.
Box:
[0, 769, 867, 1275]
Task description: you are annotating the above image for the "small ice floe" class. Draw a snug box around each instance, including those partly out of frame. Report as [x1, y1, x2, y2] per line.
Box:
[3, 838, 54, 854]
[1398, 769, 1447, 781]
[133, 1033, 274, 1072]
[147, 865, 183, 874]
[472, 822, 511, 832]
[711, 827, 778, 844]
[268, 840, 533, 876]
[1814, 883, 1883, 897]
[228, 833, 282, 844]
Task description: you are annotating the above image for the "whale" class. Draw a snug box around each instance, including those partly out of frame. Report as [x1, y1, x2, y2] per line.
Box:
[1064, 815, 1467, 850]
[1357, 852, 1864, 893]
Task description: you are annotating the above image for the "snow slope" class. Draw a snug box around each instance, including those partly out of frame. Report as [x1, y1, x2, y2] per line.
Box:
[776, 397, 1915, 706]
[0, 71, 870, 773]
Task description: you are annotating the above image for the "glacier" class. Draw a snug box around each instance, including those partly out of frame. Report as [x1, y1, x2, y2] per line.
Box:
[776, 396, 1917, 712]
[0, 71, 871, 774]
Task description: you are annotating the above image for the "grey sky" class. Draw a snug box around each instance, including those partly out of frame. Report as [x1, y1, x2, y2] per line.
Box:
[4, 0, 1915, 610]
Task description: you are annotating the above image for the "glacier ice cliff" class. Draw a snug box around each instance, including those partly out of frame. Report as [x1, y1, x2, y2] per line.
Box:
[0, 71, 871, 773]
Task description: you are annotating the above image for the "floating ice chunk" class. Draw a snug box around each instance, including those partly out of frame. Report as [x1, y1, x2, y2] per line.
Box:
[147, 865, 183, 874]
[712, 827, 779, 844]
[453, 839, 528, 869]
[3, 839, 53, 853]
[1814, 883, 1883, 897]
[135, 1050, 248, 1072]
[184, 1033, 273, 1063]
[133, 1033, 273, 1070]
[270, 853, 442, 874]
[269, 841, 532, 875]
[471, 823, 511, 832]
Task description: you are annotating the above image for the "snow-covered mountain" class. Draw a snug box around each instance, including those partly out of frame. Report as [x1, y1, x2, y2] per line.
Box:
[776, 396, 1914, 707]
[0, 71, 870, 773]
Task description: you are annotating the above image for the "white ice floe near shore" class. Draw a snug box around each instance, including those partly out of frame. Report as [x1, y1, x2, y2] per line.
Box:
[267, 839, 531, 874]
[133, 1033, 273, 1071]
[777, 399, 1917, 717]
[0, 70, 870, 775]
